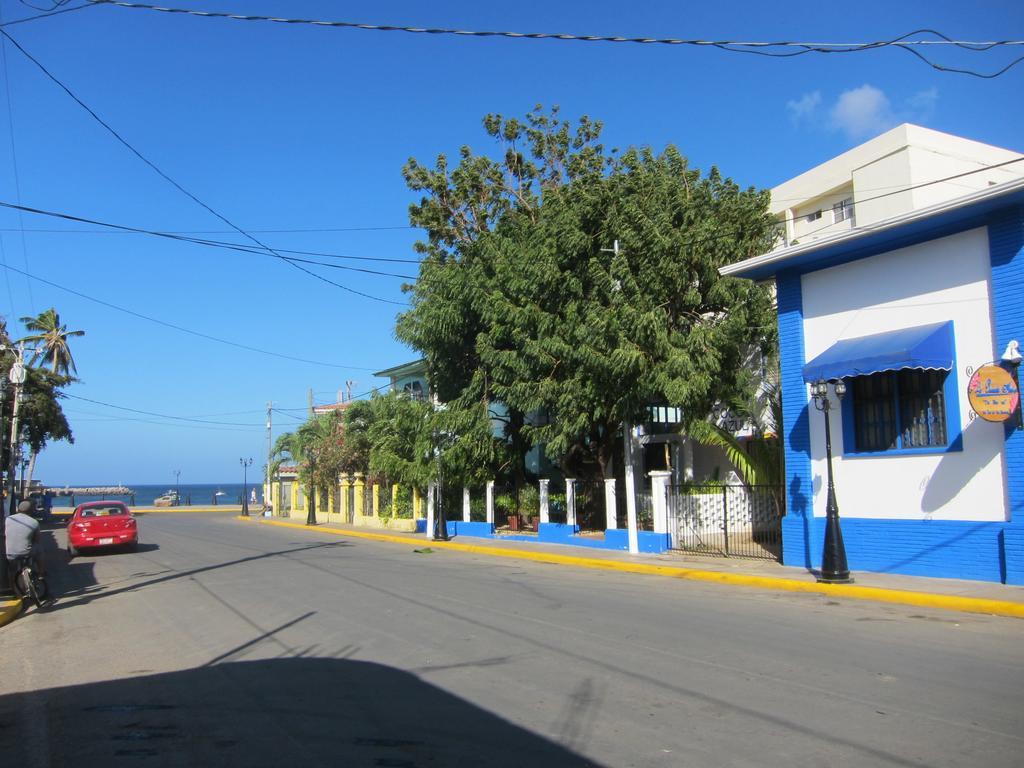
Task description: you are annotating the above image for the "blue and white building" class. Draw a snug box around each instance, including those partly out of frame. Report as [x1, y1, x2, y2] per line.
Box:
[723, 126, 1024, 584]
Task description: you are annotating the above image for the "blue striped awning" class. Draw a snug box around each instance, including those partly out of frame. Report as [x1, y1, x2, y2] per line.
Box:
[802, 322, 954, 383]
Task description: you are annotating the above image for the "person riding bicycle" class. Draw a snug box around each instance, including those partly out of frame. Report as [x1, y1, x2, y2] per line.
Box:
[6, 500, 44, 577]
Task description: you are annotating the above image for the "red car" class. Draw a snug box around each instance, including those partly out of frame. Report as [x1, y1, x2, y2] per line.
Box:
[67, 501, 139, 556]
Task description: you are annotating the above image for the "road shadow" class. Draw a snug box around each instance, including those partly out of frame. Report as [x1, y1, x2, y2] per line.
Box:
[72, 542, 162, 558]
[39, 540, 352, 614]
[0, 657, 601, 767]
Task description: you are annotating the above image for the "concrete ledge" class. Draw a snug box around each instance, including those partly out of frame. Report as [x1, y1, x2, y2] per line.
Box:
[353, 515, 419, 532]
[0, 598, 22, 628]
[236, 516, 1024, 619]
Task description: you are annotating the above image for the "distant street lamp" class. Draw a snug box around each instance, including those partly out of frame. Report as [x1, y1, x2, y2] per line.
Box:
[306, 448, 318, 526]
[240, 457, 253, 517]
[174, 469, 181, 508]
[810, 378, 853, 584]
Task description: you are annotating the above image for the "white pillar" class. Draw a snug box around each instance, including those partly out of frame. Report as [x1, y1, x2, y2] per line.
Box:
[604, 478, 617, 530]
[565, 479, 576, 527]
[426, 483, 436, 539]
[623, 423, 639, 554]
[649, 470, 672, 535]
[462, 487, 471, 523]
[539, 479, 550, 524]
[485, 480, 495, 525]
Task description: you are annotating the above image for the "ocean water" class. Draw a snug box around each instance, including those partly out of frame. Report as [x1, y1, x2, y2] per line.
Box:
[47, 483, 264, 508]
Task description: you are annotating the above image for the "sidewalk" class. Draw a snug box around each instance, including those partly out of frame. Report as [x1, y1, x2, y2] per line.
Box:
[239, 515, 1024, 619]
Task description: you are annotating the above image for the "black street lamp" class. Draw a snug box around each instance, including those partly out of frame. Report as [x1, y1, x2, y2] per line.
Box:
[431, 427, 449, 542]
[811, 378, 853, 584]
[240, 457, 253, 517]
[306, 449, 318, 526]
[1002, 340, 1022, 430]
[174, 469, 181, 508]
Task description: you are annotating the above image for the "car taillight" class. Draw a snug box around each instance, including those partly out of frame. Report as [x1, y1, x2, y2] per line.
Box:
[125, 518, 136, 526]
[72, 522, 88, 531]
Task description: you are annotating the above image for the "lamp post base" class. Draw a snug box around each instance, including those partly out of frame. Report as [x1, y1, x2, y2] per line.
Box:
[817, 574, 855, 584]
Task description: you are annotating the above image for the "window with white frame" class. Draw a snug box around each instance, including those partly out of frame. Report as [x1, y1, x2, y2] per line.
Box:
[832, 198, 855, 225]
[804, 209, 822, 223]
[848, 369, 948, 452]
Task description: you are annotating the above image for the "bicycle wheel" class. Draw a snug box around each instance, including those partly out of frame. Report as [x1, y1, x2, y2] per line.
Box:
[15, 567, 42, 608]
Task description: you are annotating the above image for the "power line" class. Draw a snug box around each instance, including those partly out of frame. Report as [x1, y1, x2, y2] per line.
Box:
[0, 224, 419, 234]
[0, 199, 418, 276]
[0, 27, 408, 305]
[62, 409, 263, 432]
[0, 225, 423, 264]
[85, 1, 1024, 78]
[63, 392, 265, 426]
[0, 2, 92, 27]
[0, 4, 35, 312]
[0, 259, 382, 370]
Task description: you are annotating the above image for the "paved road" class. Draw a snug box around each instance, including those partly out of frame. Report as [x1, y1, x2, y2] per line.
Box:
[2, 513, 1022, 767]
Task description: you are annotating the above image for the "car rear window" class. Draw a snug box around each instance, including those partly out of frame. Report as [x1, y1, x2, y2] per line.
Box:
[79, 506, 128, 517]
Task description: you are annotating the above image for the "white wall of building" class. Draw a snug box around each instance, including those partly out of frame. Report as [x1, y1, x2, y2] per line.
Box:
[771, 124, 1024, 247]
[788, 184, 856, 243]
[800, 227, 1007, 522]
[850, 147, 916, 227]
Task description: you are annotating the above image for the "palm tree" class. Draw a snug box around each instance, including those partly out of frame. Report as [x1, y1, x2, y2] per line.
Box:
[19, 308, 85, 377]
[17, 308, 85, 489]
[270, 412, 345, 496]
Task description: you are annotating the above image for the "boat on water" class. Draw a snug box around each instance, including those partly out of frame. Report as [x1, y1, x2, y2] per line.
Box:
[214, 490, 227, 498]
[153, 490, 179, 507]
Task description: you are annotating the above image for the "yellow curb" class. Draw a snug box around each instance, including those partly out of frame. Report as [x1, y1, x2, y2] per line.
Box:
[0, 598, 22, 628]
[237, 516, 1024, 620]
[133, 508, 240, 514]
[53, 508, 238, 516]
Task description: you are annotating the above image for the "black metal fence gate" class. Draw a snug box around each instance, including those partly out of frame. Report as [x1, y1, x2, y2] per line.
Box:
[667, 484, 784, 560]
[573, 481, 606, 532]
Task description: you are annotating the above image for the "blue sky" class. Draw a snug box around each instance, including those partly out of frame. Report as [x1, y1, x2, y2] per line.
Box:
[0, 0, 1021, 484]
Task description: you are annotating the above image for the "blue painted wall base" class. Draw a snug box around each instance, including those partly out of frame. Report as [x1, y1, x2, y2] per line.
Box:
[782, 515, 1021, 583]
[427, 520, 672, 554]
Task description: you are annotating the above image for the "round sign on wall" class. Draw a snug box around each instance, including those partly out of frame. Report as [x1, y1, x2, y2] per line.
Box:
[968, 364, 1020, 422]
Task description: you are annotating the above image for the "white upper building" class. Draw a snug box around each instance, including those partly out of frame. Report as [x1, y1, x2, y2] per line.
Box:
[772, 124, 1024, 247]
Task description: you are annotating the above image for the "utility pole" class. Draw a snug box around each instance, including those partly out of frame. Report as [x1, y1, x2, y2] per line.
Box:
[0, 371, 10, 597]
[307, 387, 314, 416]
[7, 342, 28, 519]
[266, 401, 273, 514]
[601, 239, 637, 552]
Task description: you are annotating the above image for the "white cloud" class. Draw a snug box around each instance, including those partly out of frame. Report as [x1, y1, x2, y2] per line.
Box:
[786, 91, 822, 124]
[907, 87, 939, 121]
[829, 84, 896, 139]
[787, 84, 940, 141]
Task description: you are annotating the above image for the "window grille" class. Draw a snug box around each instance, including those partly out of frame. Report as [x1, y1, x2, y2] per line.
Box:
[851, 369, 948, 452]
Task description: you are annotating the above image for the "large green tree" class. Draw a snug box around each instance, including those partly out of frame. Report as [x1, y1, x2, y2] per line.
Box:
[17, 307, 84, 487]
[398, 108, 776, 481]
[398, 107, 608, 481]
[0, 318, 73, 483]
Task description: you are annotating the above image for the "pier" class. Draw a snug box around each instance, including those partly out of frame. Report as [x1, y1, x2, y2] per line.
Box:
[43, 486, 136, 505]
[46, 486, 134, 497]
